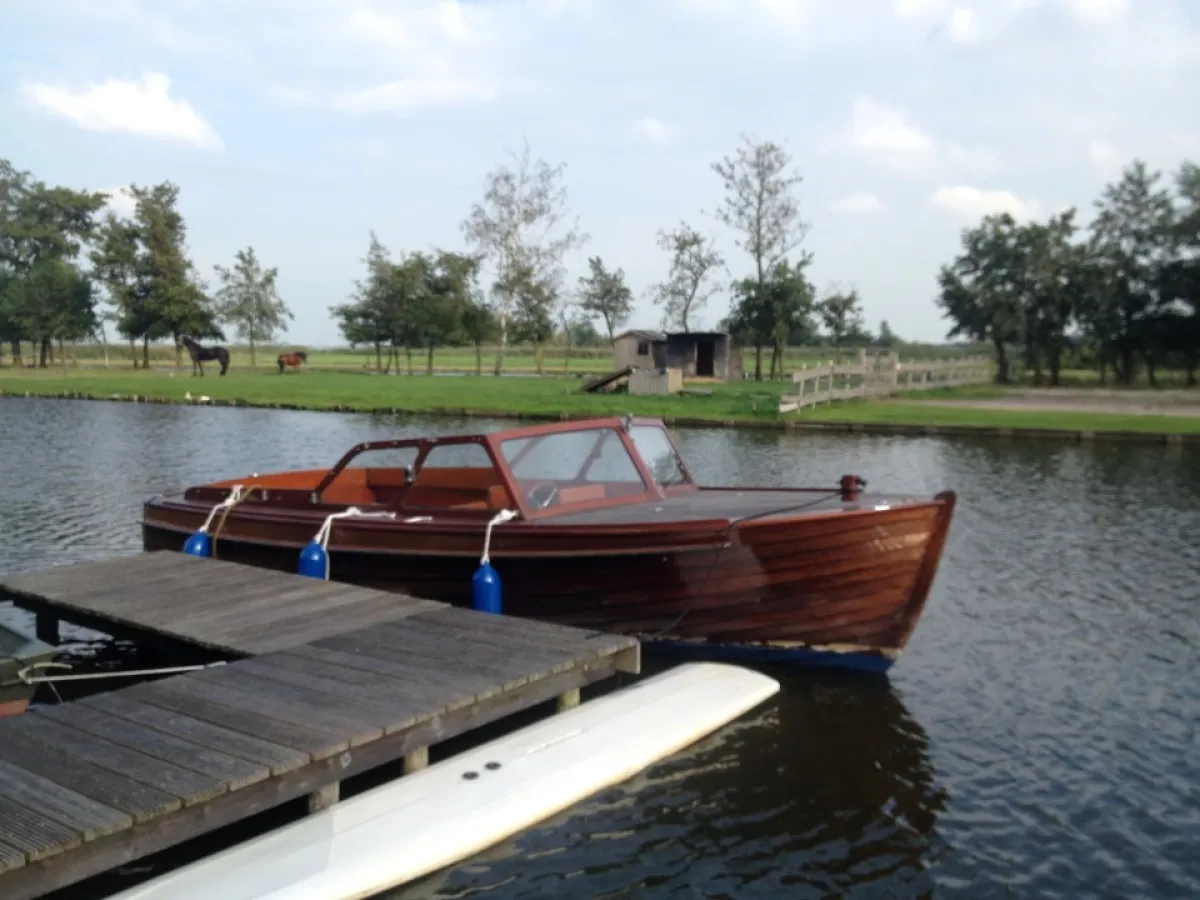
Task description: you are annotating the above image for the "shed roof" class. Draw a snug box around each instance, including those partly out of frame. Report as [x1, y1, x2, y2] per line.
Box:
[614, 329, 667, 342]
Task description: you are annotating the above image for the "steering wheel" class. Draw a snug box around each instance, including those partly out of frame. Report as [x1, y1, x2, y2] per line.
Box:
[525, 481, 560, 510]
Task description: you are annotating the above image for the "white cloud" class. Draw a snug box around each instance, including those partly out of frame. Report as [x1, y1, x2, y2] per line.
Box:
[851, 95, 935, 157]
[930, 185, 1040, 220]
[327, 74, 496, 115]
[1067, 0, 1129, 26]
[945, 7, 984, 43]
[831, 190, 883, 213]
[19, 71, 222, 150]
[101, 187, 137, 218]
[845, 94, 999, 176]
[632, 116, 673, 145]
[1087, 138, 1122, 173]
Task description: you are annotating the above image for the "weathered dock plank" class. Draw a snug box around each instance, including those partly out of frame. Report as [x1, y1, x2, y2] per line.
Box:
[0, 552, 639, 900]
[0, 551, 438, 656]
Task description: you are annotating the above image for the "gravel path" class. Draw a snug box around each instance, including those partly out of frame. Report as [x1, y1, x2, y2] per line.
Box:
[900, 388, 1200, 418]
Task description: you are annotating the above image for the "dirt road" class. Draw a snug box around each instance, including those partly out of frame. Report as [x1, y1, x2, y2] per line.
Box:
[901, 388, 1200, 418]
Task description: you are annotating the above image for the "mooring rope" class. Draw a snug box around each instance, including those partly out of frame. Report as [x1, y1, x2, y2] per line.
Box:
[18, 659, 227, 685]
[210, 484, 269, 558]
[311, 506, 398, 579]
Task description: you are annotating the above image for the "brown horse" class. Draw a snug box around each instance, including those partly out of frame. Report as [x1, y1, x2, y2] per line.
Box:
[277, 350, 308, 374]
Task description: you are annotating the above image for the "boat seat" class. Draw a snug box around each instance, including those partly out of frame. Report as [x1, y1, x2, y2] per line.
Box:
[557, 484, 605, 505]
[365, 467, 412, 505]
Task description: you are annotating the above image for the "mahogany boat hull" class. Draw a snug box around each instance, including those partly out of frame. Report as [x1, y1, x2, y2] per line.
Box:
[142, 488, 956, 674]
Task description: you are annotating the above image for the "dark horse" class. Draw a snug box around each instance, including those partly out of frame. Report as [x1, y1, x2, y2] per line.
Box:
[277, 350, 308, 374]
[181, 336, 230, 377]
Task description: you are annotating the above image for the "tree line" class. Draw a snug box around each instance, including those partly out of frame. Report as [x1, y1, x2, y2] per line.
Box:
[936, 159, 1200, 386]
[337, 136, 898, 380]
[2, 139, 907, 379]
[0, 158, 291, 369]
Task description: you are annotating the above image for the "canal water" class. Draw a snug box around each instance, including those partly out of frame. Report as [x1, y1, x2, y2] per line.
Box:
[1, 397, 1197, 899]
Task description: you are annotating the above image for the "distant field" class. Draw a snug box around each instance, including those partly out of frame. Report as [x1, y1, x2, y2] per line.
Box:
[2, 366, 1196, 435]
[4, 339, 991, 377]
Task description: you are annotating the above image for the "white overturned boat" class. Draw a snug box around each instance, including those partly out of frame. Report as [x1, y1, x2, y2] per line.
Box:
[107, 662, 779, 900]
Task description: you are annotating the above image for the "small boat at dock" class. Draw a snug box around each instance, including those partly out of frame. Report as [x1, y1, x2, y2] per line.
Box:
[0, 621, 58, 718]
[142, 415, 957, 673]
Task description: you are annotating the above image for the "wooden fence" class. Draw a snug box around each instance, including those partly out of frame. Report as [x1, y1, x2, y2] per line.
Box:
[779, 350, 993, 413]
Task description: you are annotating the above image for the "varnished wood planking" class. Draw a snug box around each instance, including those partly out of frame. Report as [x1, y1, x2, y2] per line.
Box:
[141, 491, 954, 660]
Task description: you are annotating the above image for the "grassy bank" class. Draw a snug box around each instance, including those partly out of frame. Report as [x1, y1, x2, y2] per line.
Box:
[1, 368, 1197, 438]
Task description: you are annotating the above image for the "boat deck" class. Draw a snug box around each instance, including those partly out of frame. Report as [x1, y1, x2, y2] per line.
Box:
[544, 488, 929, 525]
[0, 553, 639, 900]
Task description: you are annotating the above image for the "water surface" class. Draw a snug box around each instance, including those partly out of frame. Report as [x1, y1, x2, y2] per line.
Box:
[1, 397, 1197, 898]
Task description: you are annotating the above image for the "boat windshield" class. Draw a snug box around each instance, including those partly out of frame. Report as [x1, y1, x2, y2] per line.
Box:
[628, 423, 690, 487]
[499, 426, 649, 511]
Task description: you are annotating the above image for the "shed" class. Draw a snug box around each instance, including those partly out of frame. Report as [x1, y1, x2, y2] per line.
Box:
[611, 330, 667, 371]
[663, 332, 743, 380]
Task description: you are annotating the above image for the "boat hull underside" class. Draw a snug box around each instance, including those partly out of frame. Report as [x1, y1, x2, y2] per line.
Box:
[143, 497, 953, 673]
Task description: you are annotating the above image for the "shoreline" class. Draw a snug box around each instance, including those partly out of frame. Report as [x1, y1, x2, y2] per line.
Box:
[4, 388, 1197, 445]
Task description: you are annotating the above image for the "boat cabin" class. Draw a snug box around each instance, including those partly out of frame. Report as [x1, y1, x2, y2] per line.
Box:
[191, 417, 695, 521]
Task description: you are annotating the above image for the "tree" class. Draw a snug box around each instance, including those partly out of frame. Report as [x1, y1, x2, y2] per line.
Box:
[556, 291, 586, 374]
[727, 259, 814, 380]
[711, 134, 810, 361]
[1085, 160, 1176, 385]
[817, 287, 866, 362]
[213, 246, 292, 368]
[461, 140, 587, 374]
[877, 320, 899, 348]
[126, 181, 219, 368]
[1019, 210, 1088, 385]
[935, 213, 1027, 383]
[652, 221, 724, 332]
[0, 161, 106, 366]
[414, 250, 479, 374]
[88, 212, 143, 367]
[576, 256, 633, 343]
[507, 262, 557, 375]
[460, 297, 498, 376]
[1160, 161, 1200, 384]
[332, 233, 396, 372]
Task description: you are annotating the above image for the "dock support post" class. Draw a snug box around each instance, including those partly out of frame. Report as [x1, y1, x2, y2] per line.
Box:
[36, 613, 59, 645]
[308, 782, 339, 814]
[556, 688, 581, 713]
[404, 746, 429, 774]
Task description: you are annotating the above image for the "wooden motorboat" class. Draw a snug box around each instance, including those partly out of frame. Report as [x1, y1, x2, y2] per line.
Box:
[0, 621, 58, 718]
[142, 416, 957, 673]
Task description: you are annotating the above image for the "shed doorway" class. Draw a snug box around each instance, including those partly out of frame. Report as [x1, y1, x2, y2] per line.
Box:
[696, 339, 715, 377]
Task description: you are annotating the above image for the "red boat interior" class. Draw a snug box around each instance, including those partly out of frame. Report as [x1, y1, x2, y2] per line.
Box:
[183, 417, 930, 525]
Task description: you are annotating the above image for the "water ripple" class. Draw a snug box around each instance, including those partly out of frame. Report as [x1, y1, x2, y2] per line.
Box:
[1, 398, 1198, 898]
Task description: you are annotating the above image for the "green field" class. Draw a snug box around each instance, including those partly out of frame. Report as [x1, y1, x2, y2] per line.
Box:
[6, 339, 987, 377]
[2, 366, 1197, 436]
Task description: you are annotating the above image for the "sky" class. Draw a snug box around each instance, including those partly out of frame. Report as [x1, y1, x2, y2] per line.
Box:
[2, 0, 1199, 346]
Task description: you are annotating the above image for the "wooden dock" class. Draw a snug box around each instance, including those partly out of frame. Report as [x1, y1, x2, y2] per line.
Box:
[0, 552, 640, 900]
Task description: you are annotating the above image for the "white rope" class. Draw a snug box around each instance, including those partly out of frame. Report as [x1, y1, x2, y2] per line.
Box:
[312, 506, 398, 579]
[481, 509, 519, 565]
[197, 483, 247, 534]
[18, 660, 227, 685]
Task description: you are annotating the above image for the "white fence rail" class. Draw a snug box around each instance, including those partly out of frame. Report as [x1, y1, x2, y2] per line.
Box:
[779, 350, 993, 413]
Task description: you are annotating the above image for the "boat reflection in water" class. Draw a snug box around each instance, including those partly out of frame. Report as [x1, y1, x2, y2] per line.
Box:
[384, 663, 948, 899]
[143, 416, 957, 673]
